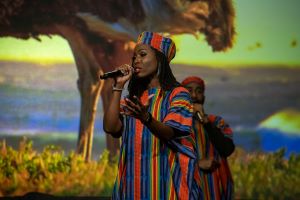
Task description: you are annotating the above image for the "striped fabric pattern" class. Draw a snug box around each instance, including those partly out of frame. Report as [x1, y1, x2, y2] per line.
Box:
[137, 31, 176, 62]
[193, 115, 234, 200]
[112, 87, 201, 200]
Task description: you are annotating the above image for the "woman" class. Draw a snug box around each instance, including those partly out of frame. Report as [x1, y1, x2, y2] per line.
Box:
[103, 31, 201, 199]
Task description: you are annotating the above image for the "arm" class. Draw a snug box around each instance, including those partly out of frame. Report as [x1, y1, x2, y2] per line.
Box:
[122, 87, 193, 141]
[147, 88, 193, 140]
[123, 97, 176, 140]
[203, 121, 235, 157]
[143, 112, 176, 140]
[103, 64, 132, 137]
[194, 103, 235, 157]
[103, 87, 123, 137]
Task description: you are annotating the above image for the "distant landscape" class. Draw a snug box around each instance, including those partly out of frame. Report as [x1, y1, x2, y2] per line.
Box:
[1, 61, 300, 157]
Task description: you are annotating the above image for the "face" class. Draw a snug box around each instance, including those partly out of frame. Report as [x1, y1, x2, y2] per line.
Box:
[185, 82, 205, 104]
[132, 44, 158, 78]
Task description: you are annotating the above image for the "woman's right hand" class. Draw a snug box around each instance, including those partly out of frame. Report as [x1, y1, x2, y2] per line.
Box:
[114, 64, 133, 88]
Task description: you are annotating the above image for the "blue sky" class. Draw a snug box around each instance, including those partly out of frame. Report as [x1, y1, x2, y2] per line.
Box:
[0, 0, 299, 67]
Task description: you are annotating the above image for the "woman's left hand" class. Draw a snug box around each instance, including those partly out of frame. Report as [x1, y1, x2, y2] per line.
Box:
[198, 158, 220, 171]
[121, 95, 154, 122]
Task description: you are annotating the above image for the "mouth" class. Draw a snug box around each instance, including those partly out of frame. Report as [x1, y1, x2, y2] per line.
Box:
[192, 100, 202, 104]
[133, 67, 142, 73]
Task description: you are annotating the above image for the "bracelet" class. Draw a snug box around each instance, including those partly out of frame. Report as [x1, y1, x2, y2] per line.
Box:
[112, 84, 123, 92]
[143, 112, 152, 125]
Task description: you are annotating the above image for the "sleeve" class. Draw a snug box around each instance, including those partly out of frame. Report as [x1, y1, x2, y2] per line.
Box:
[163, 87, 193, 135]
[208, 115, 233, 139]
[205, 115, 235, 157]
[163, 87, 196, 159]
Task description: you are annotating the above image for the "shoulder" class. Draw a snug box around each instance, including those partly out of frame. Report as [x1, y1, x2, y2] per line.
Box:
[208, 114, 233, 134]
[171, 86, 189, 94]
[208, 114, 227, 124]
[169, 86, 190, 99]
[208, 114, 221, 121]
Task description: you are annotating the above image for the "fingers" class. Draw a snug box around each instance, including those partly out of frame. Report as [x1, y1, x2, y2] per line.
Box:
[121, 106, 137, 115]
[121, 95, 153, 120]
[117, 64, 131, 70]
[120, 64, 132, 75]
[198, 159, 220, 171]
[209, 160, 220, 171]
[120, 110, 135, 118]
[145, 94, 155, 107]
[132, 94, 154, 107]
[193, 103, 201, 113]
[123, 98, 143, 119]
[114, 64, 133, 85]
[193, 103, 206, 120]
[123, 96, 151, 120]
[120, 104, 137, 117]
[117, 64, 133, 77]
[199, 104, 205, 115]
[198, 159, 212, 170]
[134, 95, 149, 108]
[125, 98, 140, 111]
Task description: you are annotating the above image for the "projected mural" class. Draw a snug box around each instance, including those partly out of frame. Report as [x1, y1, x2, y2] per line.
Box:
[0, 0, 299, 199]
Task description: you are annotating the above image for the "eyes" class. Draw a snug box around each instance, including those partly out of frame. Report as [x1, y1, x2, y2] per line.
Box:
[195, 88, 204, 94]
[187, 87, 203, 95]
[132, 51, 147, 61]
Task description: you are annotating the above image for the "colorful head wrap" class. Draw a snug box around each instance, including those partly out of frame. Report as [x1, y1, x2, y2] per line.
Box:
[181, 76, 205, 91]
[137, 31, 176, 62]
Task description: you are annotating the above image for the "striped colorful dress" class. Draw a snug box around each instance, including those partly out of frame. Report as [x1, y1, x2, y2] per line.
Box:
[193, 115, 234, 200]
[112, 87, 201, 200]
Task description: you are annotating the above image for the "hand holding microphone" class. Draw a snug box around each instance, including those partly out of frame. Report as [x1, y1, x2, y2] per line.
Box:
[100, 64, 134, 80]
[193, 103, 208, 124]
[100, 69, 125, 79]
[100, 64, 133, 91]
[196, 111, 204, 123]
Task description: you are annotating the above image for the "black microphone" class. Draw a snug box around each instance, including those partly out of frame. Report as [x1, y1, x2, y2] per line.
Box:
[99, 69, 124, 80]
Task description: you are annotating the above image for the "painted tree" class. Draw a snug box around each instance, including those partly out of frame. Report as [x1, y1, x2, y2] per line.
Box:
[0, 0, 235, 161]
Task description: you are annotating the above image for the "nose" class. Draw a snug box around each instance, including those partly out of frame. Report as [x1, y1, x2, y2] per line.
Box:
[190, 91, 197, 99]
[133, 56, 140, 65]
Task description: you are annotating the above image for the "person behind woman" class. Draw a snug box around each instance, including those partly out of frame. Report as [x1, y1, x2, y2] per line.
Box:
[182, 76, 235, 200]
[103, 31, 201, 199]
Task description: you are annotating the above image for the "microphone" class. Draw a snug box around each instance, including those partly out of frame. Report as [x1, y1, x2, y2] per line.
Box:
[196, 111, 204, 123]
[99, 69, 124, 80]
[100, 66, 134, 80]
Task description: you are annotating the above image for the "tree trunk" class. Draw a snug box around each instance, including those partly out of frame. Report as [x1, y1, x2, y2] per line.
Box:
[56, 25, 133, 161]
[56, 25, 102, 161]
[76, 77, 101, 161]
[101, 78, 120, 158]
[94, 41, 134, 160]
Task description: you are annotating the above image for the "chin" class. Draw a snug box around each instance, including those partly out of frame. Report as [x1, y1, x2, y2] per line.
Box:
[135, 72, 148, 78]
[134, 73, 143, 78]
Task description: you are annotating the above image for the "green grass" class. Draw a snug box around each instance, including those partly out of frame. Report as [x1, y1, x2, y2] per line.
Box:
[0, 138, 116, 196]
[0, 133, 106, 160]
[0, 138, 299, 199]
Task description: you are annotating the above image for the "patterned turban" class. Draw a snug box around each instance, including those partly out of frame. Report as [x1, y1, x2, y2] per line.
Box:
[137, 31, 176, 62]
[181, 76, 205, 91]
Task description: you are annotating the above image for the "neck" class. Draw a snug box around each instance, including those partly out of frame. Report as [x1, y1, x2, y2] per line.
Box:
[148, 75, 161, 89]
